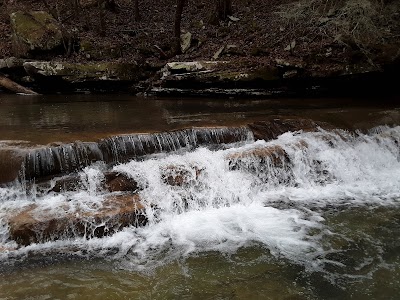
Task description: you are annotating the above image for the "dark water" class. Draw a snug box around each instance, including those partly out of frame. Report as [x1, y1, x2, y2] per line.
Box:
[0, 94, 399, 145]
[1, 94, 400, 300]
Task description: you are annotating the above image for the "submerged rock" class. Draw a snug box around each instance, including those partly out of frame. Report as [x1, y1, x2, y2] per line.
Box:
[8, 194, 146, 246]
[10, 11, 64, 57]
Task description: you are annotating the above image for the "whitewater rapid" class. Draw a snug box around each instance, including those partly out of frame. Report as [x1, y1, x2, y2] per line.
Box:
[1, 126, 400, 274]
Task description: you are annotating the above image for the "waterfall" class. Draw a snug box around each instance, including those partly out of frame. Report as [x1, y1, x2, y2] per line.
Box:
[18, 126, 254, 181]
[1, 125, 400, 273]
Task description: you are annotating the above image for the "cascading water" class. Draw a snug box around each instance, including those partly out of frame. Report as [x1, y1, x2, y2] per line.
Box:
[1, 124, 400, 286]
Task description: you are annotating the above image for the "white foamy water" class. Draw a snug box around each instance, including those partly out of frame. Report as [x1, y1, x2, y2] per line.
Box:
[1, 126, 400, 272]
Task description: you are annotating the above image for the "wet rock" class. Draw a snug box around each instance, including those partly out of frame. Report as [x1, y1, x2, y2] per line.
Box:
[10, 11, 64, 57]
[105, 172, 139, 192]
[226, 145, 294, 185]
[23, 61, 140, 83]
[0, 149, 26, 185]
[248, 119, 326, 141]
[8, 194, 146, 246]
[161, 165, 202, 187]
[51, 174, 83, 193]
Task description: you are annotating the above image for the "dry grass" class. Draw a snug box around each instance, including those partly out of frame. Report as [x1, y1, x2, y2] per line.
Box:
[275, 0, 399, 62]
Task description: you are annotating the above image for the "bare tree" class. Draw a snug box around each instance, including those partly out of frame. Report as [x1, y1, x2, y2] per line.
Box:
[209, 0, 232, 24]
[174, 0, 186, 54]
[217, 0, 232, 20]
[133, 0, 140, 21]
[98, 0, 106, 36]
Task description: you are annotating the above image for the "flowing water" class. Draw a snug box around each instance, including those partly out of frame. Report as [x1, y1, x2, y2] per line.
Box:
[1, 95, 400, 299]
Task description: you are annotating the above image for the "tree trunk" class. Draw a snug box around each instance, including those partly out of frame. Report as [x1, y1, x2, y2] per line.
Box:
[0, 75, 39, 95]
[174, 0, 186, 55]
[133, 0, 140, 21]
[209, 0, 232, 24]
[218, 0, 232, 20]
[98, 0, 106, 36]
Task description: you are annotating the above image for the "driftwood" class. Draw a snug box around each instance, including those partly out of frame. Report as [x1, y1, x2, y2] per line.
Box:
[0, 74, 39, 95]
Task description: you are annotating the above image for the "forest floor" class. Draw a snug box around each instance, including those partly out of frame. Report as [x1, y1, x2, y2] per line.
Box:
[0, 0, 399, 86]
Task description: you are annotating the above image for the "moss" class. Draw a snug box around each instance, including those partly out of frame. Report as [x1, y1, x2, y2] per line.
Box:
[10, 11, 63, 53]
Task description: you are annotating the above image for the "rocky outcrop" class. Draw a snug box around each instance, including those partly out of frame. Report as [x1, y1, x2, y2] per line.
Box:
[8, 194, 146, 246]
[10, 11, 64, 57]
[23, 61, 140, 83]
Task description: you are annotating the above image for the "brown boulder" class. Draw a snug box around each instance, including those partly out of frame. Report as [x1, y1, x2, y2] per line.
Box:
[51, 174, 83, 192]
[105, 172, 139, 192]
[0, 148, 26, 185]
[8, 194, 146, 246]
[161, 165, 203, 187]
[226, 145, 294, 185]
[248, 118, 328, 141]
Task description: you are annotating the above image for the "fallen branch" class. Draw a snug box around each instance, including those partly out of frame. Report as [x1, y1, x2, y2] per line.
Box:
[0, 74, 39, 95]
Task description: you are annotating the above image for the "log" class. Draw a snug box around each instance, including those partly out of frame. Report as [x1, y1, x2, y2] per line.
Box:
[0, 74, 39, 95]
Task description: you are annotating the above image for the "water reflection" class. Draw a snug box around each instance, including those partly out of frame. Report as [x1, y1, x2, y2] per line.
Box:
[0, 94, 399, 145]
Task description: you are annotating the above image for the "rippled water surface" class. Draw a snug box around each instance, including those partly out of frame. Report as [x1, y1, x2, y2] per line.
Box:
[0, 94, 400, 299]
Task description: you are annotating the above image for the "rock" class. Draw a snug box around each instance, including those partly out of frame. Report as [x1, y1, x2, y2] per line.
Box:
[225, 45, 245, 56]
[0, 148, 26, 185]
[283, 70, 298, 79]
[10, 11, 64, 57]
[213, 46, 225, 60]
[275, 58, 304, 69]
[226, 145, 294, 185]
[51, 174, 83, 193]
[0, 57, 26, 70]
[248, 119, 326, 141]
[181, 32, 192, 53]
[8, 194, 146, 246]
[164, 61, 206, 75]
[161, 165, 202, 187]
[227, 15, 240, 22]
[105, 171, 139, 192]
[23, 61, 140, 83]
[284, 40, 296, 52]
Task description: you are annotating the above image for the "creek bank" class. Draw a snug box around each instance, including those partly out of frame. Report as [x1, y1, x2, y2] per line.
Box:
[0, 57, 398, 96]
[148, 60, 399, 98]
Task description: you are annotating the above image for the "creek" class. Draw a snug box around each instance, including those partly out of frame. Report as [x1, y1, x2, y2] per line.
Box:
[0, 94, 400, 299]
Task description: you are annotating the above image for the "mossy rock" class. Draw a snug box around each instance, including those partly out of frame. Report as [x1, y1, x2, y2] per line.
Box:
[10, 11, 64, 57]
[23, 61, 140, 83]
